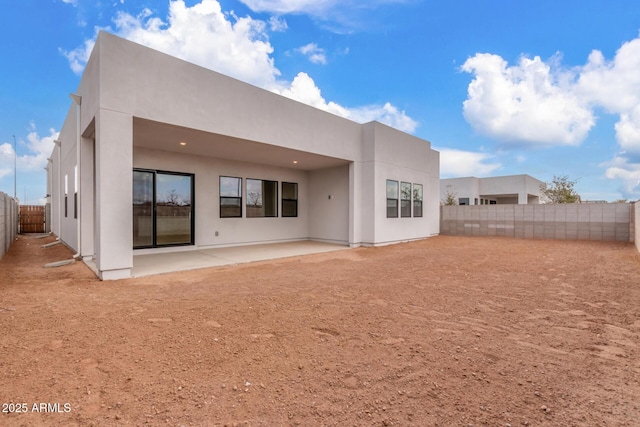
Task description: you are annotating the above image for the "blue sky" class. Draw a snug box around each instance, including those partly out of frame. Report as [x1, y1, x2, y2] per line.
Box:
[2, 0, 640, 203]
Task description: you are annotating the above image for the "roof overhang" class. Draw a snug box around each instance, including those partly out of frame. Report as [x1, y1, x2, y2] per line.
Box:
[133, 118, 350, 171]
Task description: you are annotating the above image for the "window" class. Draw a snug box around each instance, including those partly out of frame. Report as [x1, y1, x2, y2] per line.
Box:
[282, 182, 298, 217]
[459, 197, 469, 205]
[64, 174, 68, 218]
[133, 169, 194, 249]
[156, 173, 193, 246]
[386, 180, 398, 218]
[413, 184, 423, 217]
[220, 176, 242, 218]
[74, 166, 78, 219]
[247, 179, 277, 217]
[401, 182, 412, 217]
[133, 170, 153, 247]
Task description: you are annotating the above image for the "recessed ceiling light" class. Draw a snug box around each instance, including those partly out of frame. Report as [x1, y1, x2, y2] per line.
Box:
[293, 160, 298, 164]
[179, 141, 187, 146]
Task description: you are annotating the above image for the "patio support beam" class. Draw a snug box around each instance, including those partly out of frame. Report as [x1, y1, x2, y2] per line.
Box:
[94, 109, 133, 280]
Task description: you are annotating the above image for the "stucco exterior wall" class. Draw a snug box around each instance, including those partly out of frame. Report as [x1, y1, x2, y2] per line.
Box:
[373, 161, 439, 245]
[352, 161, 376, 245]
[441, 175, 543, 205]
[308, 166, 350, 244]
[94, 109, 133, 279]
[425, 148, 441, 237]
[55, 103, 79, 252]
[95, 32, 363, 162]
[134, 146, 313, 248]
[441, 177, 479, 205]
[49, 143, 60, 238]
[478, 175, 542, 202]
[364, 122, 440, 245]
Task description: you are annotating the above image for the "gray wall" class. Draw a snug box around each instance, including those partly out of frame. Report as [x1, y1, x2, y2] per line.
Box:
[635, 202, 639, 252]
[309, 165, 350, 244]
[0, 192, 18, 260]
[45, 203, 51, 233]
[441, 203, 634, 242]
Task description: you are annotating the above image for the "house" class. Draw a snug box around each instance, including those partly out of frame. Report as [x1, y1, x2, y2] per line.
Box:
[47, 32, 440, 280]
[440, 174, 543, 205]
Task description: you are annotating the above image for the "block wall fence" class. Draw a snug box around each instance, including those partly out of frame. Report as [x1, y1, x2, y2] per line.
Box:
[635, 202, 640, 252]
[440, 203, 636, 244]
[0, 192, 18, 261]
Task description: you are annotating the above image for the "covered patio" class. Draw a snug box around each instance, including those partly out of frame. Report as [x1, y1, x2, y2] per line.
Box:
[129, 240, 349, 277]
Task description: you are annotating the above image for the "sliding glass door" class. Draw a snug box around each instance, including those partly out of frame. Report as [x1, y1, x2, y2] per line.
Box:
[156, 173, 192, 245]
[133, 171, 154, 247]
[133, 169, 194, 249]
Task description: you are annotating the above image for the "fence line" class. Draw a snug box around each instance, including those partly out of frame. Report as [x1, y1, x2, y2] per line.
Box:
[0, 192, 18, 260]
[440, 203, 634, 243]
[635, 202, 640, 252]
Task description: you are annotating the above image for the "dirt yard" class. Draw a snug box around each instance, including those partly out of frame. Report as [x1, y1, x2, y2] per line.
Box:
[1, 234, 639, 426]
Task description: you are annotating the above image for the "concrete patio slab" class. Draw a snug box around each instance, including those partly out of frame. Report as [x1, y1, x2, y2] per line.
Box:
[131, 240, 349, 277]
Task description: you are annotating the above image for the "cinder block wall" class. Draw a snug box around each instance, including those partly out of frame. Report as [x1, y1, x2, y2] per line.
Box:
[634, 202, 639, 252]
[0, 192, 18, 260]
[441, 203, 633, 242]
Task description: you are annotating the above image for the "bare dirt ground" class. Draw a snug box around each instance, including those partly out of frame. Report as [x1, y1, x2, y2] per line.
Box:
[1, 234, 639, 427]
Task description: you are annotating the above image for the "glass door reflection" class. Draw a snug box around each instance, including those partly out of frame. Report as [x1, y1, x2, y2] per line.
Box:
[133, 170, 194, 248]
[133, 170, 153, 248]
[155, 173, 192, 245]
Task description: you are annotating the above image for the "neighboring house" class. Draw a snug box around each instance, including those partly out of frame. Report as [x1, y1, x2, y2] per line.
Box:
[47, 32, 440, 280]
[441, 174, 543, 205]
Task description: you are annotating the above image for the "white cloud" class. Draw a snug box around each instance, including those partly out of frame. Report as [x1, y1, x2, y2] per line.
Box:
[296, 42, 327, 64]
[579, 35, 640, 198]
[461, 53, 594, 147]
[577, 38, 640, 114]
[604, 162, 640, 199]
[601, 154, 640, 199]
[349, 103, 418, 133]
[0, 143, 14, 179]
[577, 38, 640, 156]
[20, 129, 58, 172]
[268, 16, 287, 31]
[436, 147, 501, 178]
[62, 0, 417, 133]
[0, 128, 57, 182]
[63, 0, 281, 87]
[277, 72, 349, 116]
[462, 33, 640, 196]
[239, 0, 412, 34]
[62, 0, 78, 6]
[61, 39, 95, 75]
[239, 0, 338, 15]
[614, 105, 640, 156]
[238, 0, 406, 22]
[276, 73, 417, 132]
[111, 1, 281, 89]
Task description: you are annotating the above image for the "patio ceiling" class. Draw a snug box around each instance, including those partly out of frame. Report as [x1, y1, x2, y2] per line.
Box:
[133, 117, 350, 171]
